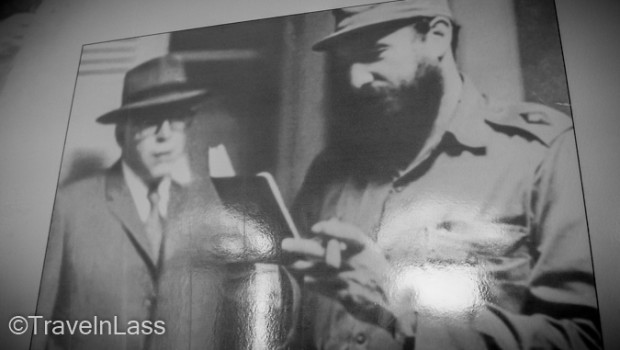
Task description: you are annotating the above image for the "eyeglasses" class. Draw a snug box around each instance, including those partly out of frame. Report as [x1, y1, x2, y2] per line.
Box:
[129, 110, 195, 139]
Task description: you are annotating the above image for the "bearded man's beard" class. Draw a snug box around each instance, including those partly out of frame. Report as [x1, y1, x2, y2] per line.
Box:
[329, 61, 444, 182]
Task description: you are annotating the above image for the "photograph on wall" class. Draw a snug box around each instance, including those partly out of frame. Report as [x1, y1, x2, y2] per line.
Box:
[32, 1, 601, 349]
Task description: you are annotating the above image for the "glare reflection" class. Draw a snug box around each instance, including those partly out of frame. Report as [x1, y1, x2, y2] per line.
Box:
[378, 198, 503, 317]
[242, 217, 275, 255]
[215, 209, 275, 260]
[389, 264, 484, 317]
[252, 263, 279, 349]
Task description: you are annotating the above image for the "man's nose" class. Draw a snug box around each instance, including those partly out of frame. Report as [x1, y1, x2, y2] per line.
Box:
[155, 119, 172, 140]
[349, 63, 374, 90]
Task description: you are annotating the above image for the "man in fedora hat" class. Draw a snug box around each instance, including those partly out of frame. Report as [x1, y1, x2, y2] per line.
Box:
[33, 54, 228, 349]
[283, 1, 601, 349]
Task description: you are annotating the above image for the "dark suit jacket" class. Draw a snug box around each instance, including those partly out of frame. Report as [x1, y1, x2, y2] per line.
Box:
[32, 162, 232, 350]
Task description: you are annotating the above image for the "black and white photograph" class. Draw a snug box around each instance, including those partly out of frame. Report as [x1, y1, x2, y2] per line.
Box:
[29, 0, 602, 349]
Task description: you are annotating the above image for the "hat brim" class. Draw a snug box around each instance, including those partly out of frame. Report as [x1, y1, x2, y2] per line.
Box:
[313, 5, 454, 51]
[313, 19, 409, 51]
[96, 89, 208, 124]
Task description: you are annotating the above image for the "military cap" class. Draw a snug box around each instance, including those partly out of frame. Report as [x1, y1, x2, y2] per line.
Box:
[313, 0, 454, 51]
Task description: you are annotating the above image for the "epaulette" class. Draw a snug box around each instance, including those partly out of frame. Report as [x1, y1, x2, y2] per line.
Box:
[484, 101, 573, 146]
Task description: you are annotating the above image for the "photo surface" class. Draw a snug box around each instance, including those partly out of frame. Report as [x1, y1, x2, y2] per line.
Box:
[33, 1, 601, 349]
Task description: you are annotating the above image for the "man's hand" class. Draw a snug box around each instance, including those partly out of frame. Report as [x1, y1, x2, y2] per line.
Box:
[282, 219, 393, 325]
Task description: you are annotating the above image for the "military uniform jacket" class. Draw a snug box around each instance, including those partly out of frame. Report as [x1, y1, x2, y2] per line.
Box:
[292, 79, 601, 350]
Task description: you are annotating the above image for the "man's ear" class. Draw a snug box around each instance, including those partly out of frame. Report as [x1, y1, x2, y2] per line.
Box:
[425, 16, 452, 59]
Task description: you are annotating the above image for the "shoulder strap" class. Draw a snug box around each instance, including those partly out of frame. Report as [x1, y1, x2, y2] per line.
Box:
[485, 102, 573, 146]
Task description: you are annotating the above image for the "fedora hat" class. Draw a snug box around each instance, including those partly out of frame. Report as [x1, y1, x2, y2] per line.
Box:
[96, 54, 208, 124]
[313, 0, 453, 51]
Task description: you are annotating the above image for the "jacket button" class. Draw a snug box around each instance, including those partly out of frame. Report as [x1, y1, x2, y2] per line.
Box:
[355, 333, 367, 344]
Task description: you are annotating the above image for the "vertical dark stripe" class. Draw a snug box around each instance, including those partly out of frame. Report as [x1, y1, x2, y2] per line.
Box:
[514, 0, 571, 116]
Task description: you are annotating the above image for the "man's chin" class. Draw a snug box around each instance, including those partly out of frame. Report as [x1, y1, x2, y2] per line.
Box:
[146, 156, 192, 185]
[146, 164, 175, 181]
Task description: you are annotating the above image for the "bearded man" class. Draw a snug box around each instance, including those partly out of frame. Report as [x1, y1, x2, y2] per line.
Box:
[282, 1, 601, 349]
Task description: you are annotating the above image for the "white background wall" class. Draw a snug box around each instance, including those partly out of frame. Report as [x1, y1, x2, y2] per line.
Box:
[0, 1, 618, 349]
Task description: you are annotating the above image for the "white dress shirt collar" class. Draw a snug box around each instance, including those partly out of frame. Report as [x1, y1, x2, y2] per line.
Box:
[122, 162, 171, 222]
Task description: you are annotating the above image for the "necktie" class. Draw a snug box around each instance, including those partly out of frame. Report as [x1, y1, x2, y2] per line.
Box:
[146, 184, 164, 264]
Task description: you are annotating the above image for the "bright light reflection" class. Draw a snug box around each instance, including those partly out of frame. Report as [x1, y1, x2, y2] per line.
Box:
[390, 265, 483, 316]
[252, 263, 279, 349]
[216, 210, 275, 259]
[242, 217, 275, 255]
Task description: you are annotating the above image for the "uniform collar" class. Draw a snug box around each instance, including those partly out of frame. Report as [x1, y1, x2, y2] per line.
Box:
[442, 76, 493, 151]
[391, 77, 491, 185]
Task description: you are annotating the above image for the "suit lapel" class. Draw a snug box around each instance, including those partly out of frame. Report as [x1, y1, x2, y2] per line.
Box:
[105, 161, 159, 273]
